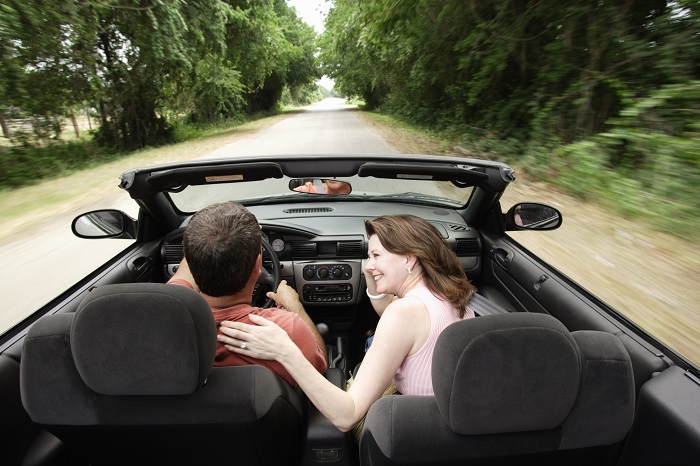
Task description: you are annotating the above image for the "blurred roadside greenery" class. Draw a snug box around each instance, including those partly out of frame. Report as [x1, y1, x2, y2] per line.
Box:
[360, 81, 700, 241]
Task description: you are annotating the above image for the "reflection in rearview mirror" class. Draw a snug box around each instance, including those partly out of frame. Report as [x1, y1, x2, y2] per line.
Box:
[289, 179, 352, 194]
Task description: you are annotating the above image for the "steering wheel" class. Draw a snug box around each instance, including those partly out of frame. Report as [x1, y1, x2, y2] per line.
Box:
[254, 237, 282, 308]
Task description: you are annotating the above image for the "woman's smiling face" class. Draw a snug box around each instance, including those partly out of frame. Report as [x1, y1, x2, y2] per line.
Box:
[366, 234, 408, 295]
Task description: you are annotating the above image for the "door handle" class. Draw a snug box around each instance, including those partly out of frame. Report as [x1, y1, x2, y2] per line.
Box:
[493, 248, 511, 270]
[534, 274, 549, 290]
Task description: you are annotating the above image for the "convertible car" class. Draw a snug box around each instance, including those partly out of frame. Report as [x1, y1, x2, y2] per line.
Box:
[2, 154, 699, 465]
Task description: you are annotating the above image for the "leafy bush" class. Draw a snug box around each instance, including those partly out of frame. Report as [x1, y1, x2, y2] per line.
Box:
[517, 82, 700, 237]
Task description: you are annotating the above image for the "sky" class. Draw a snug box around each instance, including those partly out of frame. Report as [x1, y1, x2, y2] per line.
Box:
[287, 0, 335, 90]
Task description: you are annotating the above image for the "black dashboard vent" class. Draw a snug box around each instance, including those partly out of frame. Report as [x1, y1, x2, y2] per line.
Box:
[292, 242, 317, 258]
[164, 240, 184, 262]
[448, 224, 471, 232]
[337, 240, 363, 257]
[284, 207, 333, 214]
[455, 238, 480, 256]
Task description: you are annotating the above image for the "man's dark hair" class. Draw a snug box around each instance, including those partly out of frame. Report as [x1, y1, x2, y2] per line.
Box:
[183, 202, 261, 297]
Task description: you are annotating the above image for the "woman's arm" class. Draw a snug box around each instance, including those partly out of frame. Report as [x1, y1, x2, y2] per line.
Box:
[218, 301, 419, 431]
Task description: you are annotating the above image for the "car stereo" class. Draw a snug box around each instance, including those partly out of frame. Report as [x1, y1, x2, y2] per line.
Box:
[294, 260, 362, 306]
[303, 283, 353, 303]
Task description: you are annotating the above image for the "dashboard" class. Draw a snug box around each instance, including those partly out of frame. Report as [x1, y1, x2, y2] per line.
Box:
[160, 202, 482, 326]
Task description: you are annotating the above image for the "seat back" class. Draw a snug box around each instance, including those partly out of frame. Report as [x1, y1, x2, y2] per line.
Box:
[359, 313, 635, 465]
[20, 283, 304, 465]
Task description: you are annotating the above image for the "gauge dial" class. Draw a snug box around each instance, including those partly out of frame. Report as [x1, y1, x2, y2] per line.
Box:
[261, 231, 269, 244]
[271, 238, 285, 252]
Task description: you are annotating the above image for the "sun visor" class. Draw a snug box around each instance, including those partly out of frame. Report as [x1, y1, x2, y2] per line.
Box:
[357, 162, 489, 184]
[146, 162, 284, 191]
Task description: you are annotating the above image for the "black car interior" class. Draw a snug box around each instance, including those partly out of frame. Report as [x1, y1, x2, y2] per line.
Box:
[2, 155, 699, 465]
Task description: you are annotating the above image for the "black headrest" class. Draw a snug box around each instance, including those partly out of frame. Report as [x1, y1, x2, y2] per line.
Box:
[70, 283, 216, 396]
[432, 313, 581, 435]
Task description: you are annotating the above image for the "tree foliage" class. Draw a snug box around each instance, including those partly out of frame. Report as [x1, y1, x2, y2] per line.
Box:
[321, 0, 698, 141]
[1, 0, 321, 150]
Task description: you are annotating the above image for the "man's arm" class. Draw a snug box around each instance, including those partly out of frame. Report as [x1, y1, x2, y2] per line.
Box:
[267, 280, 327, 365]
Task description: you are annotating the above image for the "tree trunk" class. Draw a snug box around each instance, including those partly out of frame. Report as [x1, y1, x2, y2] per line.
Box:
[52, 115, 62, 139]
[69, 105, 80, 138]
[85, 106, 92, 130]
[0, 112, 10, 139]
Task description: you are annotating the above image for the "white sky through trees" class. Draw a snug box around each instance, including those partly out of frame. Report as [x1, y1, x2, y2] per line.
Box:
[287, 0, 334, 90]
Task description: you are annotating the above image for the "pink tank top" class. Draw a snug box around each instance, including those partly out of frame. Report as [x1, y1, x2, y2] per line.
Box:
[393, 282, 474, 396]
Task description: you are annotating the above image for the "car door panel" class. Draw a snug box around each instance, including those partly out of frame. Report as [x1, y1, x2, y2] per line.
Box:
[482, 232, 670, 390]
[485, 232, 632, 331]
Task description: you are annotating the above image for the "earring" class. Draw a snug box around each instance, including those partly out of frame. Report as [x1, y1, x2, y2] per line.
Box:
[407, 265, 413, 274]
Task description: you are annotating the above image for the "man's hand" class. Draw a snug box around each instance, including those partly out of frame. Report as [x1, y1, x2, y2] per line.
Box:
[267, 280, 301, 312]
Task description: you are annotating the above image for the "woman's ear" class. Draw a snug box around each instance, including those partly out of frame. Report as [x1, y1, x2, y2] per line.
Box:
[405, 255, 418, 273]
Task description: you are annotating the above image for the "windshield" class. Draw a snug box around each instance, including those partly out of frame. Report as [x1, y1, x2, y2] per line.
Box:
[168, 175, 472, 212]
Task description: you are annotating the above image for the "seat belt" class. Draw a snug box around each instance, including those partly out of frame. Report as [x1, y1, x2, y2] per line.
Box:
[469, 293, 511, 316]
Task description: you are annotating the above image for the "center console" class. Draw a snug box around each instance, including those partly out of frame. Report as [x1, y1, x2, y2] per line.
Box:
[294, 261, 363, 306]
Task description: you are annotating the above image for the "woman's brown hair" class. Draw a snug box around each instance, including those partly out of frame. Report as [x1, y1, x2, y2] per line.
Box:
[365, 214, 476, 318]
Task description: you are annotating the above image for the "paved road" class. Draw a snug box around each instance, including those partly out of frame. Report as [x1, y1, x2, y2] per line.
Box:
[0, 98, 396, 333]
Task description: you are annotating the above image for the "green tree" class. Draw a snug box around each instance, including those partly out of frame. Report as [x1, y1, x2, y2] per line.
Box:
[320, 0, 698, 145]
[1, 0, 321, 148]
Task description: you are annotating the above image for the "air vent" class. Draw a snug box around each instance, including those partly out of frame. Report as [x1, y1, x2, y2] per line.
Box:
[455, 238, 480, 256]
[448, 224, 471, 232]
[283, 207, 334, 214]
[164, 240, 184, 262]
[292, 242, 317, 258]
[337, 240, 363, 257]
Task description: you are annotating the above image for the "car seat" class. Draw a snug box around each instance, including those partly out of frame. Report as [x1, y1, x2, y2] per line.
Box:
[359, 312, 635, 465]
[20, 283, 304, 466]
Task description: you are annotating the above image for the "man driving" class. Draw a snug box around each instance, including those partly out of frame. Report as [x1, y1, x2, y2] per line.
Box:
[168, 201, 327, 386]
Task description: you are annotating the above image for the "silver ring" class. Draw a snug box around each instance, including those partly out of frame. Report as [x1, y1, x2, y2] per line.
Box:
[240, 343, 247, 350]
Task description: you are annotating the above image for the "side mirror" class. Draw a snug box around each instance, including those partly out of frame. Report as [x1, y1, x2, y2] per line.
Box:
[505, 203, 562, 231]
[72, 210, 136, 239]
[289, 178, 352, 194]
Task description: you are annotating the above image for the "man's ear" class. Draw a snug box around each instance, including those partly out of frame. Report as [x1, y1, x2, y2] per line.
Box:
[255, 251, 263, 276]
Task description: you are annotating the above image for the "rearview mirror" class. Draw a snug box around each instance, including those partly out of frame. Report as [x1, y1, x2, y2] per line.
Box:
[505, 203, 562, 231]
[72, 210, 136, 239]
[289, 179, 352, 194]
